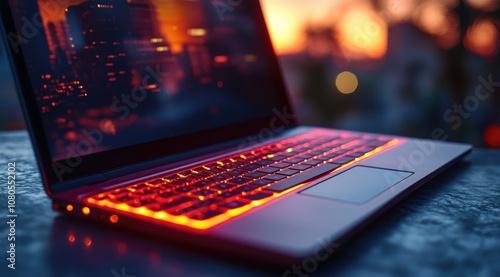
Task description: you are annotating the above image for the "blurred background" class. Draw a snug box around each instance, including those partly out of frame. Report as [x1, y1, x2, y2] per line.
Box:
[1, 0, 499, 147]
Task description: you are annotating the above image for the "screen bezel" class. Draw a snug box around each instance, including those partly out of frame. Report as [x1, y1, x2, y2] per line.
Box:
[0, 0, 296, 193]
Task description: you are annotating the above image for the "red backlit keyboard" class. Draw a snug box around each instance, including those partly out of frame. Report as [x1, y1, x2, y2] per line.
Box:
[86, 131, 398, 229]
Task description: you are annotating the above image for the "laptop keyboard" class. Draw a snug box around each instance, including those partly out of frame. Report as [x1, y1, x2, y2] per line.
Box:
[86, 131, 399, 229]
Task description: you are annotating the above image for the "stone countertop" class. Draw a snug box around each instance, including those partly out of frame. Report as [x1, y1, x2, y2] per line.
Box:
[0, 130, 499, 277]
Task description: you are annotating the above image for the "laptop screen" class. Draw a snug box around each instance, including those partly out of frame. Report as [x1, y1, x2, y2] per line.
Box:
[6, 0, 286, 162]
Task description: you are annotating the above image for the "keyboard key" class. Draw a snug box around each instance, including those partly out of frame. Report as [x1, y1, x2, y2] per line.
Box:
[211, 183, 235, 190]
[242, 164, 260, 171]
[140, 198, 156, 205]
[132, 183, 148, 189]
[286, 158, 303, 164]
[194, 170, 211, 177]
[298, 153, 314, 159]
[243, 192, 273, 201]
[128, 199, 143, 207]
[229, 169, 246, 176]
[175, 186, 195, 193]
[222, 201, 247, 209]
[244, 172, 265, 178]
[228, 177, 252, 184]
[164, 174, 179, 181]
[250, 179, 272, 187]
[258, 167, 278, 173]
[189, 209, 223, 220]
[277, 169, 299, 176]
[330, 156, 355, 164]
[154, 196, 195, 210]
[192, 180, 211, 188]
[177, 199, 219, 214]
[217, 191, 240, 199]
[207, 168, 224, 174]
[289, 164, 311, 171]
[141, 189, 155, 196]
[169, 180, 185, 185]
[159, 191, 176, 198]
[148, 179, 164, 186]
[210, 174, 230, 182]
[303, 159, 323, 166]
[115, 194, 135, 202]
[270, 162, 291, 168]
[193, 189, 216, 196]
[180, 170, 192, 176]
[235, 185, 258, 193]
[255, 159, 274, 166]
[268, 155, 287, 161]
[264, 174, 286, 181]
[267, 163, 341, 192]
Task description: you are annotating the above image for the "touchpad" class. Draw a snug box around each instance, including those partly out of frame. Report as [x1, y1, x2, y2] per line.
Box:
[301, 166, 413, 204]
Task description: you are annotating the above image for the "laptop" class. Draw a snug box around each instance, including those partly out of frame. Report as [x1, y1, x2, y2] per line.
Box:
[1, 0, 470, 263]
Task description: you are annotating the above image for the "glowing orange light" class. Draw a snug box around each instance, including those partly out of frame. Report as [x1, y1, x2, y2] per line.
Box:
[156, 46, 169, 52]
[336, 2, 388, 60]
[465, 0, 499, 11]
[187, 28, 206, 36]
[86, 137, 401, 230]
[68, 234, 76, 243]
[260, 1, 305, 55]
[464, 18, 499, 58]
[415, 2, 448, 36]
[82, 207, 90, 215]
[84, 237, 92, 247]
[66, 204, 74, 212]
[214, 55, 228, 63]
[110, 214, 119, 224]
[336, 71, 359, 94]
[380, 0, 415, 24]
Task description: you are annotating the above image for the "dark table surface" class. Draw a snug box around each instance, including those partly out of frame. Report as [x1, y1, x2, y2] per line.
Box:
[0, 130, 499, 277]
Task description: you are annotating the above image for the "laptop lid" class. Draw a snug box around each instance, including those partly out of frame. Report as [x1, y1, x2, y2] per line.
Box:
[0, 0, 294, 193]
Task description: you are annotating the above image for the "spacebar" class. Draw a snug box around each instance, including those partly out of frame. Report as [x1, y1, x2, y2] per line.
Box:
[267, 163, 342, 192]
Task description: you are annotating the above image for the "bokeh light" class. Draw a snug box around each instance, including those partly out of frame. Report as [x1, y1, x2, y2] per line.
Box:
[335, 71, 359, 94]
[464, 18, 499, 58]
[336, 1, 388, 59]
[380, 0, 416, 24]
[465, 0, 500, 12]
[415, 2, 448, 36]
[485, 124, 500, 148]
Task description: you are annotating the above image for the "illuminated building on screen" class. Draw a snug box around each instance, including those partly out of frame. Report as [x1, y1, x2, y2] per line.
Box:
[66, 0, 132, 103]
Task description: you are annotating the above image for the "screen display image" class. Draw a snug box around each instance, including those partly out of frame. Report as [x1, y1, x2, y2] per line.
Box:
[8, 0, 283, 161]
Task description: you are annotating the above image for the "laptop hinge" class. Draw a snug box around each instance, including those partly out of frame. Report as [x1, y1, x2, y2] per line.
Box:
[51, 174, 108, 193]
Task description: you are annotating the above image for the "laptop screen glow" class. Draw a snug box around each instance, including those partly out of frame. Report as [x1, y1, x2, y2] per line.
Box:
[8, 0, 284, 161]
